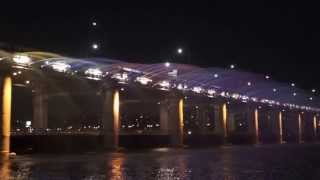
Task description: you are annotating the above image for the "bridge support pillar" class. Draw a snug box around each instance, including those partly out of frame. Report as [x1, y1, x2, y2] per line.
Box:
[1, 76, 12, 154]
[246, 107, 259, 143]
[102, 90, 120, 150]
[160, 96, 184, 147]
[32, 85, 48, 129]
[277, 111, 284, 143]
[313, 115, 317, 140]
[214, 103, 228, 139]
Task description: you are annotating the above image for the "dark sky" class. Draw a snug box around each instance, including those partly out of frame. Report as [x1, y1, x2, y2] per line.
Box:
[1, 1, 320, 91]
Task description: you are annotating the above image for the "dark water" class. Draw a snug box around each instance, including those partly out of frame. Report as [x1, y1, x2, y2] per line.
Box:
[2, 144, 320, 179]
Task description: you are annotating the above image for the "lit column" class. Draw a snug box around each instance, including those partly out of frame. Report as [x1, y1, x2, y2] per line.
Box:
[298, 113, 303, 143]
[247, 107, 259, 143]
[278, 111, 283, 143]
[32, 85, 48, 129]
[313, 115, 317, 140]
[216, 103, 228, 138]
[167, 97, 184, 147]
[254, 108, 259, 143]
[1, 76, 12, 154]
[102, 90, 120, 149]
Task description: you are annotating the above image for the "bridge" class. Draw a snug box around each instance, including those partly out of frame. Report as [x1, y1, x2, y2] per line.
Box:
[0, 49, 319, 153]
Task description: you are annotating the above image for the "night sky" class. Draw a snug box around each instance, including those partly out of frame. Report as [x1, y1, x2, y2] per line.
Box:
[1, 1, 320, 91]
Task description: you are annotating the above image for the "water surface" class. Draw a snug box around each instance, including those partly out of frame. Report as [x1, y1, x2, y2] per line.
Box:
[1, 144, 320, 179]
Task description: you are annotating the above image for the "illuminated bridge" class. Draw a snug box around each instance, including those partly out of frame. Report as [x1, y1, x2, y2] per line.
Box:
[0, 49, 319, 152]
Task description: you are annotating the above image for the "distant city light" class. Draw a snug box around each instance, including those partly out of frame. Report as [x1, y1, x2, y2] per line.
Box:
[273, 88, 277, 92]
[25, 80, 30, 84]
[177, 48, 183, 54]
[230, 64, 235, 69]
[247, 81, 252, 86]
[165, 62, 170, 67]
[309, 97, 313, 101]
[265, 75, 270, 79]
[25, 121, 31, 128]
[312, 89, 316, 93]
[187, 130, 192, 135]
[92, 43, 99, 50]
[92, 22, 97, 26]
[214, 73, 219, 78]
[291, 83, 295, 87]
[293, 92, 297, 96]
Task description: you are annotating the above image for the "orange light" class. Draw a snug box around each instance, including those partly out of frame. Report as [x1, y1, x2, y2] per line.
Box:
[1, 76, 12, 154]
[113, 90, 120, 148]
[178, 99, 184, 145]
[254, 108, 259, 143]
[279, 112, 283, 143]
[222, 103, 228, 138]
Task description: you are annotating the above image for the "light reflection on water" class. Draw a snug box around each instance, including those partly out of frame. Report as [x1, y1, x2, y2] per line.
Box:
[1, 144, 320, 179]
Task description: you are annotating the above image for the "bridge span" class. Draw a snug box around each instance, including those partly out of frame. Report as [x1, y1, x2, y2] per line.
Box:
[0, 50, 319, 153]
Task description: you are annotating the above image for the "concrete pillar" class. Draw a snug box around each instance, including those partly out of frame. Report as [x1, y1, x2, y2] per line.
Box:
[32, 85, 48, 129]
[246, 107, 259, 143]
[214, 103, 228, 138]
[1, 76, 12, 154]
[283, 111, 301, 143]
[159, 102, 169, 134]
[102, 90, 120, 149]
[278, 111, 284, 143]
[298, 113, 303, 143]
[160, 95, 184, 147]
[313, 115, 317, 140]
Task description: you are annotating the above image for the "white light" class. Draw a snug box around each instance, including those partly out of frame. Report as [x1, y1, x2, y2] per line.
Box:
[247, 81, 252, 86]
[312, 89, 316, 93]
[293, 92, 297, 96]
[177, 83, 187, 90]
[18, 71, 22, 74]
[273, 88, 277, 92]
[136, 76, 152, 85]
[25, 121, 31, 128]
[92, 22, 97, 26]
[25, 80, 30, 84]
[12, 55, 31, 65]
[265, 75, 270, 79]
[192, 86, 202, 93]
[159, 80, 170, 89]
[51, 62, 71, 72]
[92, 43, 99, 50]
[85, 68, 103, 76]
[12, 72, 17, 76]
[111, 73, 129, 83]
[85, 68, 103, 80]
[309, 97, 313, 100]
[177, 48, 183, 54]
[207, 89, 216, 97]
[230, 64, 235, 69]
[165, 62, 170, 67]
[187, 130, 192, 135]
[214, 73, 219, 78]
[291, 83, 295, 87]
